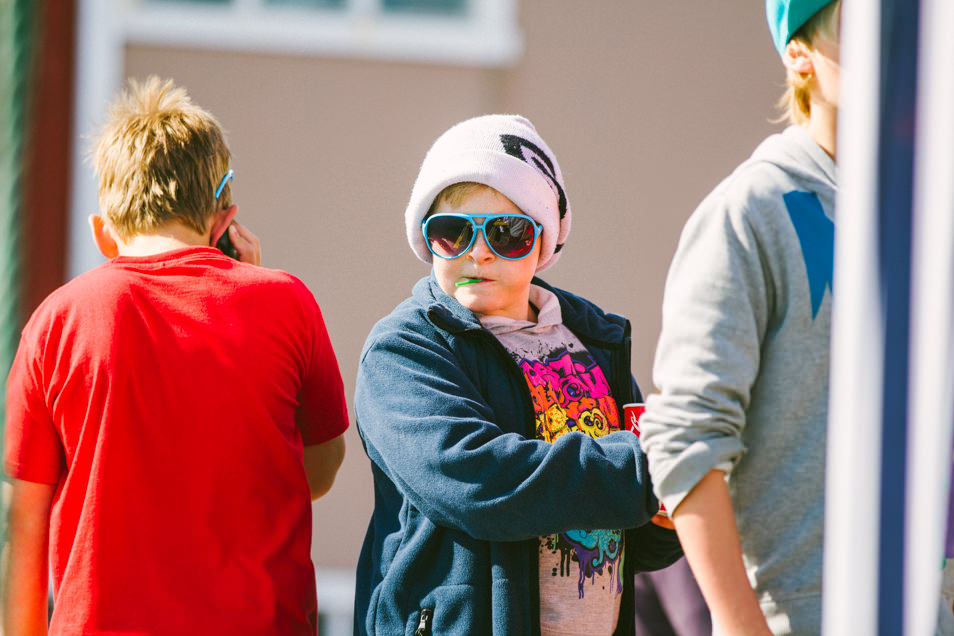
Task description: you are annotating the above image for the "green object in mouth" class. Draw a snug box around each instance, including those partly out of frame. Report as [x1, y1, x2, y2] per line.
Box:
[456, 278, 483, 286]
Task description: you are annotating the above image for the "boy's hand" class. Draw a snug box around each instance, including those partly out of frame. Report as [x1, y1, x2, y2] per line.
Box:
[229, 222, 261, 266]
[650, 512, 676, 530]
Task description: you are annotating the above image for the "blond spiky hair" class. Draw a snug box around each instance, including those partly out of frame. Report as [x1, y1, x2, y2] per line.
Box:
[92, 76, 232, 239]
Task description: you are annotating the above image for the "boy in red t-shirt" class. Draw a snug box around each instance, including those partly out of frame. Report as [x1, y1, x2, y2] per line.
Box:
[2, 77, 349, 635]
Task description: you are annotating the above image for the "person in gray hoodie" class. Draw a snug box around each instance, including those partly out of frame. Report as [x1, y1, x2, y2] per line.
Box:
[638, 1, 839, 634]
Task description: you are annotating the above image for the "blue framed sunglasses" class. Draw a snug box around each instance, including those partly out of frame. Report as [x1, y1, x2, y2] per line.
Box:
[423, 213, 542, 260]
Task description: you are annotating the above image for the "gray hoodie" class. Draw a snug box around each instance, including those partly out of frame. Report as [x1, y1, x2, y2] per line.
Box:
[640, 125, 836, 635]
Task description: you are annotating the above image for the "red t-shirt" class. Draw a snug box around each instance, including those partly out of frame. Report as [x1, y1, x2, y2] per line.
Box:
[4, 247, 350, 635]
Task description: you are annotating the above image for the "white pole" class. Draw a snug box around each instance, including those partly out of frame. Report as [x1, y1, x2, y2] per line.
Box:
[67, 0, 123, 279]
[822, 0, 884, 633]
[905, 0, 954, 633]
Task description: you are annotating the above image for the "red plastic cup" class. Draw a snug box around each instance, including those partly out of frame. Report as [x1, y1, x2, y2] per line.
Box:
[623, 402, 645, 436]
[622, 402, 669, 518]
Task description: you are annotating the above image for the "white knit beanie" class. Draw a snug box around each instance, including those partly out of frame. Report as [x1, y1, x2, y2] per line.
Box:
[405, 114, 571, 272]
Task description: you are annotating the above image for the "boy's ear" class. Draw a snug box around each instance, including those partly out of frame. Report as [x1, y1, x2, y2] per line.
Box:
[209, 204, 238, 247]
[88, 214, 119, 259]
[782, 38, 815, 75]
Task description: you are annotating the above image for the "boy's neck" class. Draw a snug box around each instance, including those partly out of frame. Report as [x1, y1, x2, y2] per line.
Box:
[806, 101, 838, 161]
[116, 223, 212, 257]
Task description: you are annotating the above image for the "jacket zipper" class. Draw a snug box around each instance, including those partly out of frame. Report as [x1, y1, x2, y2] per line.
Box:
[413, 608, 433, 636]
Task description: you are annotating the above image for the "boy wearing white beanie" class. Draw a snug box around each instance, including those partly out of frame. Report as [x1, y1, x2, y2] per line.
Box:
[638, 2, 839, 634]
[354, 114, 682, 635]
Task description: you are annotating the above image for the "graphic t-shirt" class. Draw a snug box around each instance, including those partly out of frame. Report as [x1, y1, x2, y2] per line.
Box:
[480, 285, 623, 636]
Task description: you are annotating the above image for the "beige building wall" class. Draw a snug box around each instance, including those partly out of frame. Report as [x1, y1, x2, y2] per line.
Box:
[125, 0, 784, 572]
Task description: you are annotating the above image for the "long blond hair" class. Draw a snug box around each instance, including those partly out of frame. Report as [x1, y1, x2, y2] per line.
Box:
[776, 0, 840, 125]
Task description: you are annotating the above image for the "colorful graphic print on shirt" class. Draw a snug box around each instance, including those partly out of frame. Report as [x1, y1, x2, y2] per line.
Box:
[522, 348, 620, 443]
[542, 529, 624, 600]
[517, 346, 624, 599]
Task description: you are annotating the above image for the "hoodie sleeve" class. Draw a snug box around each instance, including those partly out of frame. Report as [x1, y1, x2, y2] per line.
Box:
[639, 181, 774, 515]
[354, 318, 658, 542]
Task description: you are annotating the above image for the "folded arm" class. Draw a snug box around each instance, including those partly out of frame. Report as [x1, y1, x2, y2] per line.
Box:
[356, 325, 655, 541]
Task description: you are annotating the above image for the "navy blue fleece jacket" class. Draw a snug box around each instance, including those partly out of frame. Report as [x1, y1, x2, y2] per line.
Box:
[353, 274, 682, 636]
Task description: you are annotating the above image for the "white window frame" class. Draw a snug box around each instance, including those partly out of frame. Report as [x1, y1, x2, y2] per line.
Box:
[68, 0, 521, 276]
[120, 0, 523, 67]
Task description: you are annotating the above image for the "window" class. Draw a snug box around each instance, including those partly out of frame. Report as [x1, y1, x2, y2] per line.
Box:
[123, 0, 522, 67]
[380, 0, 465, 14]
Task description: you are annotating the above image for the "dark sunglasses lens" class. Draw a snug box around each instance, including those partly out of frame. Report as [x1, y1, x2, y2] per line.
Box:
[426, 216, 474, 258]
[486, 216, 536, 258]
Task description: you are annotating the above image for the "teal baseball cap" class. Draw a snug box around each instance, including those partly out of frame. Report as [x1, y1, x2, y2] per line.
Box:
[766, 0, 834, 57]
